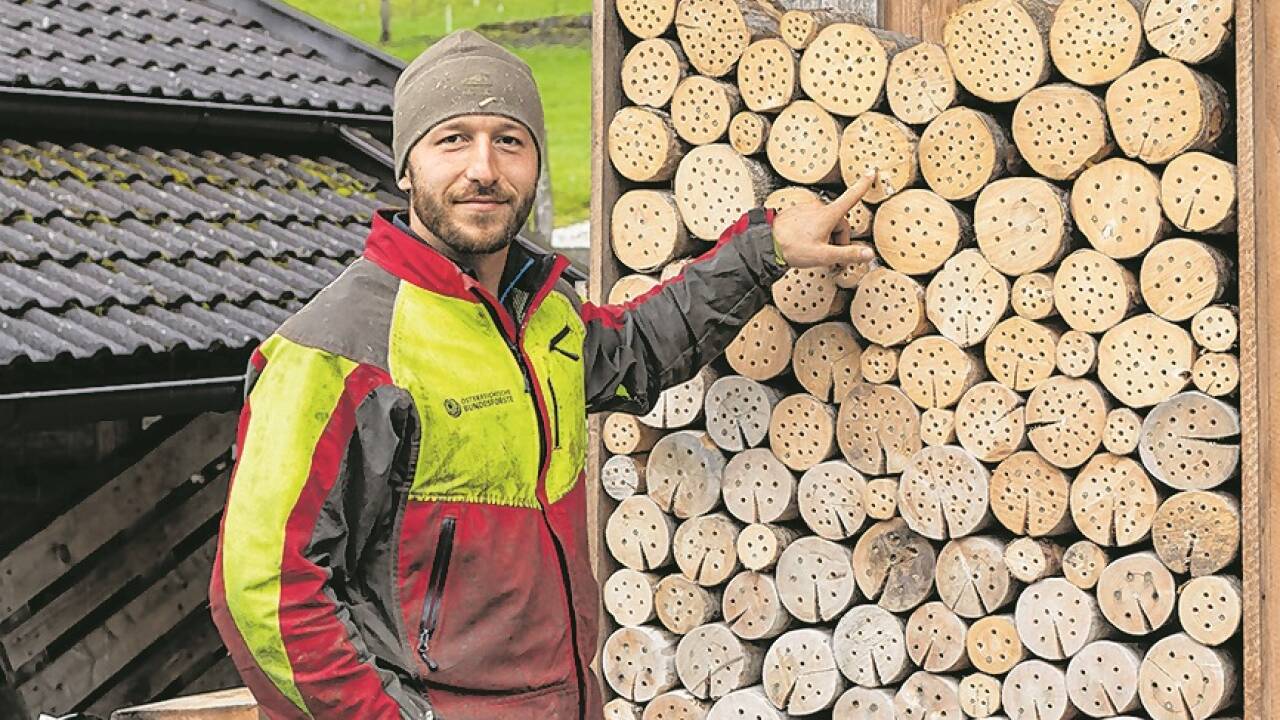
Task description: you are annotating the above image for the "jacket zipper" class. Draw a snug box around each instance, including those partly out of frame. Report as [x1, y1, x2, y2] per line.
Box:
[417, 515, 457, 672]
[548, 378, 562, 448]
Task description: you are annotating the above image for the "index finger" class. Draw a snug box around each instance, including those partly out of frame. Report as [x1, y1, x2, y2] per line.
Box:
[829, 168, 877, 218]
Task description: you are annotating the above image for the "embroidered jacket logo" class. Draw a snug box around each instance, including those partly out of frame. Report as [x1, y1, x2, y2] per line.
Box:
[444, 389, 515, 417]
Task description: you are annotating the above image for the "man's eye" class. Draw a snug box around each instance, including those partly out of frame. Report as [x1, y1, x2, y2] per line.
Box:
[439, 134, 463, 144]
[497, 136, 522, 146]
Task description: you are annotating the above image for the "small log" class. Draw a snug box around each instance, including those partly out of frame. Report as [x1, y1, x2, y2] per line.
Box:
[603, 454, 649, 501]
[1139, 391, 1241, 491]
[926, 249, 1011, 348]
[605, 412, 665, 455]
[766, 100, 844, 185]
[726, 305, 797, 382]
[865, 477, 899, 520]
[607, 495, 679, 571]
[1002, 660, 1073, 720]
[886, 41, 958, 125]
[604, 625, 681, 701]
[657, 573, 724, 634]
[1161, 151, 1237, 234]
[662, 257, 697, 281]
[617, 0, 678, 38]
[611, 273, 662, 304]
[765, 185, 874, 239]
[1053, 249, 1141, 333]
[1178, 574, 1243, 647]
[839, 112, 921, 203]
[906, 601, 971, 673]
[1071, 157, 1168, 259]
[1142, 0, 1234, 64]
[1010, 272, 1057, 320]
[833, 687, 898, 720]
[873, 188, 973, 276]
[960, 673, 1002, 719]
[769, 393, 838, 471]
[705, 375, 785, 452]
[921, 408, 957, 447]
[674, 513, 744, 586]
[796, 460, 868, 541]
[1025, 376, 1109, 469]
[936, 536, 1019, 618]
[799, 24, 909, 117]
[677, 622, 767, 699]
[763, 628, 846, 714]
[605, 697, 644, 720]
[1192, 351, 1240, 397]
[861, 344, 901, 384]
[1066, 640, 1143, 717]
[898, 336, 987, 410]
[1055, 329, 1098, 378]
[675, 0, 786, 78]
[1050, 0, 1149, 85]
[1137, 633, 1237, 720]
[772, 266, 850, 324]
[836, 383, 922, 475]
[648, 430, 726, 518]
[609, 107, 688, 182]
[990, 451, 1072, 537]
[738, 38, 801, 112]
[643, 690, 711, 720]
[794, 322, 862, 403]
[707, 687, 786, 720]
[672, 75, 742, 145]
[944, 0, 1056, 103]
[723, 570, 792, 640]
[1192, 304, 1239, 352]
[1013, 83, 1115, 180]
[899, 445, 992, 540]
[852, 269, 932, 347]
[984, 317, 1060, 393]
[779, 9, 873, 50]
[955, 381, 1027, 463]
[604, 568, 662, 627]
[1015, 578, 1112, 661]
[975, 177, 1074, 276]
[1004, 537, 1065, 584]
[853, 518, 937, 613]
[775, 536, 858, 623]
[832, 605, 911, 687]
[967, 615, 1026, 675]
[729, 111, 772, 155]
[1070, 453, 1160, 547]
[737, 523, 802, 572]
[723, 449, 799, 524]
[1103, 407, 1144, 455]
[1105, 58, 1229, 163]
[1098, 313, 1195, 407]
[613, 189, 696, 274]
[919, 107, 1019, 201]
[1140, 238, 1232, 322]
[641, 366, 718, 429]
[1097, 551, 1177, 635]
[622, 39, 689, 108]
[1151, 490, 1241, 576]
[894, 672, 962, 720]
[1062, 540, 1109, 591]
[675, 143, 776, 241]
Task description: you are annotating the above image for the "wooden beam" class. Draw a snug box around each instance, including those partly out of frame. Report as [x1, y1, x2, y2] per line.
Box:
[110, 687, 259, 720]
[882, 0, 963, 42]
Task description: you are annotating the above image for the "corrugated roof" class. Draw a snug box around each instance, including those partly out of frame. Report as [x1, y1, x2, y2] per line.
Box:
[0, 138, 399, 367]
[0, 0, 392, 113]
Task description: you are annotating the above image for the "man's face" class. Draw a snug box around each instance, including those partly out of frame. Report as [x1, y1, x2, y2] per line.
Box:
[400, 114, 539, 256]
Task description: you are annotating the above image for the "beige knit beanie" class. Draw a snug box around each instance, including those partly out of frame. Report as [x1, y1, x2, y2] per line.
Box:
[393, 30, 546, 180]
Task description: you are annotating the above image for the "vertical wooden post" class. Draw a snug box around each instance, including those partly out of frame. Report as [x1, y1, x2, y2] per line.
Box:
[882, 0, 963, 42]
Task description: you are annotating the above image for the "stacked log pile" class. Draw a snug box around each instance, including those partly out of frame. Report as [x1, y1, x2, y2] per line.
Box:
[602, 0, 1242, 718]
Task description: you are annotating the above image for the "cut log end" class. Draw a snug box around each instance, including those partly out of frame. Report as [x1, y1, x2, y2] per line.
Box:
[1050, 0, 1146, 85]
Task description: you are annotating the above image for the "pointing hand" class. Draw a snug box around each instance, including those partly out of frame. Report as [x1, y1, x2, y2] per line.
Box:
[770, 169, 877, 269]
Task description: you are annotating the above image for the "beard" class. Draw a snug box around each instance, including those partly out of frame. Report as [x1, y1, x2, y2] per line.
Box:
[408, 169, 537, 256]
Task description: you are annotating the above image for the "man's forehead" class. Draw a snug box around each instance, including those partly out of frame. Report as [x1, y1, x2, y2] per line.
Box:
[431, 115, 529, 134]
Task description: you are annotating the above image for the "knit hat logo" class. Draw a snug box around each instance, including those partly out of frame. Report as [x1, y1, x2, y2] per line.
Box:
[462, 73, 492, 88]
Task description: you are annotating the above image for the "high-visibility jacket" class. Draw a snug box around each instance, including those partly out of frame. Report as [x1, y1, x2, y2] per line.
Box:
[209, 207, 784, 720]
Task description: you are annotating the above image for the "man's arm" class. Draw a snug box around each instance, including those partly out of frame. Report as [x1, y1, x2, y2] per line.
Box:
[581, 172, 877, 415]
[209, 336, 429, 720]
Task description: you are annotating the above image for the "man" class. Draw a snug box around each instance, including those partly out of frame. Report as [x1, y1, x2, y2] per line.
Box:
[209, 29, 873, 720]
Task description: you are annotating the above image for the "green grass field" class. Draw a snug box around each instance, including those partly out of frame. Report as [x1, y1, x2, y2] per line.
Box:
[285, 0, 593, 226]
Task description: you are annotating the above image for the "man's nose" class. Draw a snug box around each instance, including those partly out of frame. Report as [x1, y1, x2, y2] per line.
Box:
[464, 140, 500, 186]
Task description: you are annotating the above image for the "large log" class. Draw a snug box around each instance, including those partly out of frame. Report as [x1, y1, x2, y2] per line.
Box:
[1015, 577, 1112, 661]
[1105, 58, 1229, 163]
[1070, 453, 1161, 547]
[905, 601, 971, 673]
[604, 626, 681, 701]
[722, 571, 793, 640]
[769, 393, 838, 471]
[738, 38, 801, 112]
[1097, 313, 1195, 408]
[851, 269, 932, 347]
[622, 39, 689, 108]
[1071, 157, 1168, 259]
[648, 430, 726, 518]
[919, 107, 1019, 201]
[873, 188, 973, 276]
[617, 0, 678, 38]
[796, 460, 869, 540]
[1066, 640, 1143, 717]
[836, 383, 922, 475]
[1096, 551, 1177, 635]
[852, 519, 938, 613]
[672, 75, 743, 145]
[898, 336, 987, 410]
[604, 568, 662, 627]
[775, 536, 858, 623]
[674, 513, 744, 586]
[898, 445, 992, 540]
[926, 249, 1011, 348]
[1151, 490, 1240, 576]
[954, 381, 1027, 463]
[657, 573, 724, 634]
[1161, 151, 1237, 234]
[675, 144, 776, 240]
[984, 317, 1060, 392]
[675, 0, 786, 78]
[1137, 633, 1237, 720]
[763, 628, 846, 714]
[612, 189, 696, 274]
[1012, 83, 1115, 180]
[722, 448, 799, 524]
[1025, 376, 1109, 469]
[1178, 574, 1243, 647]
[607, 495, 679, 571]
[677, 622, 766, 699]
[1050, 0, 1149, 85]
[1138, 391, 1240, 491]
[990, 451, 1072, 536]
[1140, 237, 1232, 322]
[799, 24, 910, 117]
[1142, 0, 1233, 64]
[766, 100, 844, 185]
[838, 112, 920, 203]
[1002, 660, 1074, 720]
[705, 375, 786, 452]
[832, 605, 912, 686]
[894, 671, 962, 720]
[726, 305, 797, 381]
[943, 0, 1056, 103]
[975, 177, 1074, 276]
[610, 107, 689, 182]
[1053, 249, 1141, 333]
[936, 536, 1019, 618]
[886, 41, 958, 124]
[794, 322, 862, 403]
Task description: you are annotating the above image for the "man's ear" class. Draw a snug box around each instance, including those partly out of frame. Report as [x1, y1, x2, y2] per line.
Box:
[397, 174, 412, 192]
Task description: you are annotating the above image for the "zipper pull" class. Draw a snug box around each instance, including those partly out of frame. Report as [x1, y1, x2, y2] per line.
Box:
[417, 627, 439, 671]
